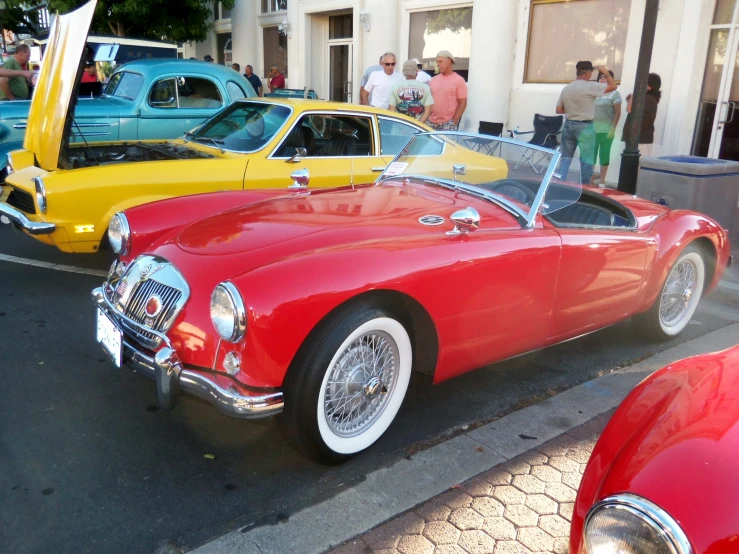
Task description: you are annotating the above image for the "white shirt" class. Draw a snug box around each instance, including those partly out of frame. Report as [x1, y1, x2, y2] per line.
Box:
[416, 70, 432, 84]
[364, 70, 404, 109]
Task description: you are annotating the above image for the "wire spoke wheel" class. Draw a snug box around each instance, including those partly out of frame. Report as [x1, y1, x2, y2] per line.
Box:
[659, 259, 697, 328]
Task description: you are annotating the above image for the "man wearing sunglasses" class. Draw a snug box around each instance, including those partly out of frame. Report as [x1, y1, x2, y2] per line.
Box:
[360, 52, 403, 110]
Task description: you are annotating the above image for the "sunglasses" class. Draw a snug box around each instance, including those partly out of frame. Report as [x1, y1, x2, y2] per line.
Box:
[384, 62, 396, 66]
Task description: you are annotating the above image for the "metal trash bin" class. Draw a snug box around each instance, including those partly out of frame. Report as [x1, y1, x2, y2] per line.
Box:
[636, 155, 739, 232]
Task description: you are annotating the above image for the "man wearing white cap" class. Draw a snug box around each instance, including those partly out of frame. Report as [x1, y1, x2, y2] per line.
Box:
[413, 59, 431, 84]
[428, 50, 467, 131]
[389, 60, 434, 124]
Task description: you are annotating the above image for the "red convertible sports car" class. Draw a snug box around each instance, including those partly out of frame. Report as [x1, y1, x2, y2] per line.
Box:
[571, 345, 739, 554]
[91, 133, 731, 462]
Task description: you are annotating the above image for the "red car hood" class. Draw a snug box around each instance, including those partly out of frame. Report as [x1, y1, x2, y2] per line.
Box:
[580, 346, 739, 554]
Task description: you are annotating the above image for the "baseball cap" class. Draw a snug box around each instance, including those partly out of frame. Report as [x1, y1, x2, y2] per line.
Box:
[576, 61, 594, 72]
[402, 60, 418, 77]
[412, 58, 422, 67]
[204, 54, 214, 62]
[436, 50, 455, 64]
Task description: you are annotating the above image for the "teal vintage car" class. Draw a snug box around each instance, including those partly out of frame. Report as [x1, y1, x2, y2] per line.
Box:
[0, 58, 256, 177]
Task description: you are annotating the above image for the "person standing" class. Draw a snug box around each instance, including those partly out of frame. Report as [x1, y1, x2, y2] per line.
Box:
[556, 61, 616, 184]
[622, 73, 661, 157]
[81, 62, 98, 83]
[0, 44, 31, 101]
[232, 63, 241, 73]
[360, 56, 383, 106]
[389, 60, 434, 124]
[427, 50, 467, 131]
[592, 70, 622, 185]
[360, 52, 403, 110]
[414, 59, 432, 84]
[244, 64, 263, 97]
[204, 54, 214, 63]
[267, 65, 285, 93]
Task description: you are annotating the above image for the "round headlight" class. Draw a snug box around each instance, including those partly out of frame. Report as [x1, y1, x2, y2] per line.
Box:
[210, 282, 246, 342]
[585, 494, 692, 554]
[108, 213, 131, 255]
[34, 176, 47, 214]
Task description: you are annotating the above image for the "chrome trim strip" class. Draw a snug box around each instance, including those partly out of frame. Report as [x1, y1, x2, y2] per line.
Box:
[585, 493, 693, 554]
[13, 123, 26, 129]
[216, 281, 247, 342]
[0, 202, 55, 234]
[93, 287, 283, 419]
[72, 122, 114, 128]
[71, 132, 112, 138]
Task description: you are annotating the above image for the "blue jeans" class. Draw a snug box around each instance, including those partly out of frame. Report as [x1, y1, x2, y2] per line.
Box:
[558, 120, 596, 184]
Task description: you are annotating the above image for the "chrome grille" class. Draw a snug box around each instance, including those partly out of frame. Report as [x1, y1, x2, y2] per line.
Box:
[124, 279, 182, 332]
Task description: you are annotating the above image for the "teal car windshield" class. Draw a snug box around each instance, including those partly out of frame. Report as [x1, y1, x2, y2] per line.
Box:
[104, 71, 145, 100]
[189, 101, 292, 153]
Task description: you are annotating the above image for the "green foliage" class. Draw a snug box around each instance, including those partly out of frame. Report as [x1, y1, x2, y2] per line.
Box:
[0, 0, 39, 35]
[46, 0, 236, 42]
[425, 7, 472, 35]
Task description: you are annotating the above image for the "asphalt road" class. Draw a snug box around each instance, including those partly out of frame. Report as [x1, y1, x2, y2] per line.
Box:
[1, 223, 737, 554]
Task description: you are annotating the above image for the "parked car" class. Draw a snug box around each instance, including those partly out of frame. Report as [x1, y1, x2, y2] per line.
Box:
[571, 345, 739, 554]
[91, 130, 730, 462]
[0, 57, 256, 179]
[0, 0, 430, 254]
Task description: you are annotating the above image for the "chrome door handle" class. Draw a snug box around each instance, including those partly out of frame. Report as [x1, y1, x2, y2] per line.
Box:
[371, 166, 386, 172]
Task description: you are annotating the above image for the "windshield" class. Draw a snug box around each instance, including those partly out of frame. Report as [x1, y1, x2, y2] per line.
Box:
[104, 71, 145, 100]
[376, 133, 579, 225]
[187, 101, 292, 153]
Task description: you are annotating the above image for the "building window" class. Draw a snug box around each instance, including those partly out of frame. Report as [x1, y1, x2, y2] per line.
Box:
[263, 26, 288, 78]
[213, 1, 232, 20]
[409, 7, 473, 81]
[525, 0, 632, 83]
[262, 0, 287, 14]
[329, 14, 353, 40]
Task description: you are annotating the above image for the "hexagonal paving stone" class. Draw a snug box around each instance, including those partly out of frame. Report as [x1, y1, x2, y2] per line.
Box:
[330, 539, 371, 554]
[562, 471, 583, 490]
[530, 465, 562, 483]
[579, 463, 589, 474]
[422, 521, 460, 546]
[517, 527, 555, 552]
[544, 482, 577, 503]
[449, 507, 484, 530]
[482, 516, 517, 540]
[512, 474, 546, 494]
[559, 502, 574, 522]
[519, 450, 549, 465]
[500, 459, 531, 476]
[434, 545, 469, 554]
[414, 501, 451, 522]
[374, 549, 400, 554]
[483, 468, 513, 485]
[553, 537, 570, 554]
[539, 514, 570, 538]
[460, 476, 494, 497]
[436, 489, 474, 509]
[397, 534, 435, 554]
[363, 513, 426, 550]
[548, 455, 580, 474]
[494, 540, 532, 554]
[472, 496, 505, 518]
[492, 485, 526, 505]
[536, 436, 580, 458]
[566, 446, 595, 464]
[457, 529, 497, 554]
[524, 494, 558, 515]
[503, 504, 539, 527]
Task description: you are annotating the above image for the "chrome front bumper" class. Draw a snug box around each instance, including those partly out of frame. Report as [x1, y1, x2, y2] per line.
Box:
[92, 287, 284, 419]
[0, 199, 56, 235]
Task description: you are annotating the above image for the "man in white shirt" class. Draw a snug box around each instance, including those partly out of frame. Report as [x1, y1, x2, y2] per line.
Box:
[360, 52, 403, 110]
[360, 56, 383, 105]
[414, 59, 432, 84]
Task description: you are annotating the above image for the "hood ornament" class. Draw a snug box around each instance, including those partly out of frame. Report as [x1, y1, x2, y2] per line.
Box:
[139, 263, 164, 282]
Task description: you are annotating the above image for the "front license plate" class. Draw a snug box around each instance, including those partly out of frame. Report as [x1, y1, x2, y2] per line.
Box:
[97, 308, 122, 368]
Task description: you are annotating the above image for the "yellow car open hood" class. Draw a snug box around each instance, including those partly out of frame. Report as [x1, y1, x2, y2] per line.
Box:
[24, 0, 96, 171]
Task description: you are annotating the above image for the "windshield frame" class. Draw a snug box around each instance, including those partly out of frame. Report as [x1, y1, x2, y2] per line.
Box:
[375, 131, 561, 229]
[103, 70, 145, 101]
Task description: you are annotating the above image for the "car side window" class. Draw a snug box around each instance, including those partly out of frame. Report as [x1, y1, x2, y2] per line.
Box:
[274, 114, 374, 158]
[148, 76, 223, 109]
[379, 118, 421, 156]
[149, 78, 177, 108]
[226, 81, 246, 102]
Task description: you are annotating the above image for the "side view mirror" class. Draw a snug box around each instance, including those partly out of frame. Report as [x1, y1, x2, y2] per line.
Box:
[286, 147, 307, 163]
[288, 168, 310, 189]
[446, 207, 480, 236]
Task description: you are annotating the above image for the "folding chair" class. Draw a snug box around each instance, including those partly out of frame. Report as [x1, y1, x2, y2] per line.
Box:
[466, 121, 504, 155]
[509, 114, 563, 174]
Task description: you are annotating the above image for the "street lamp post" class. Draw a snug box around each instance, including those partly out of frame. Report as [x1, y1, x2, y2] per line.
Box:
[618, 0, 660, 194]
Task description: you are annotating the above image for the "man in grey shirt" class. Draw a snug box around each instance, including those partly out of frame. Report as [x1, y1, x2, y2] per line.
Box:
[556, 61, 616, 184]
[360, 56, 383, 105]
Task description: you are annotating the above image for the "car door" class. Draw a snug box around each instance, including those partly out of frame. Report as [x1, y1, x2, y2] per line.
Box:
[137, 75, 226, 140]
[247, 111, 386, 189]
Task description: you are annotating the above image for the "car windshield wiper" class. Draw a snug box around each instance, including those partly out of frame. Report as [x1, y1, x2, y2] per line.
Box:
[113, 93, 135, 101]
[191, 135, 225, 154]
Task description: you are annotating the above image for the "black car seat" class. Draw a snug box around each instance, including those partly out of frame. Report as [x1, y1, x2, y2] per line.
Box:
[278, 125, 315, 157]
[548, 202, 614, 226]
[323, 135, 357, 157]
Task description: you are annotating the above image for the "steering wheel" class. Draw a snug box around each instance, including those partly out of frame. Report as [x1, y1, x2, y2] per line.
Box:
[480, 180, 536, 205]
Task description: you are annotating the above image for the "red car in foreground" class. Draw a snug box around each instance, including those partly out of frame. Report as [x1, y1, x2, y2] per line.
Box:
[572, 345, 739, 554]
[91, 133, 731, 462]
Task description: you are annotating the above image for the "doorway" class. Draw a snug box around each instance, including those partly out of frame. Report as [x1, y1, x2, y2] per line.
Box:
[327, 13, 353, 102]
[693, 0, 739, 160]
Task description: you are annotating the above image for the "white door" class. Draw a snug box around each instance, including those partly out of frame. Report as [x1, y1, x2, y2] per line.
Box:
[328, 42, 353, 102]
[694, 0, 739, 160]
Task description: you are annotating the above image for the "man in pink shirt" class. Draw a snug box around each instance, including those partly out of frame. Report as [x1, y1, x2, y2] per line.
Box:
[428, 50, 468, 131]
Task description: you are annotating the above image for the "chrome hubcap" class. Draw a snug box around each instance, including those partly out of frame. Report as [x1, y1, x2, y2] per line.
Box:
[660, 260, 697, 327]
[324, 331, 399, 438]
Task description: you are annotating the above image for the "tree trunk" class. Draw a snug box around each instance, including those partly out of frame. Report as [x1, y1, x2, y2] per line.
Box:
[107, 19, 126, 36]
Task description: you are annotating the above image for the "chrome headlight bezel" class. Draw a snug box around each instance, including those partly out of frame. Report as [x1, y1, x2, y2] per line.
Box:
[210, 282, 246, 343]
[34, 176, 47, 214]
[584, 493, 693, 554]
[6, 152, 14, 175]
[108, 213, 131, 255]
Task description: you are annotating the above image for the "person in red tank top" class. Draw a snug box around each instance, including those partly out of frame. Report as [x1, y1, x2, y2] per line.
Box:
[268, 65, 285, 92]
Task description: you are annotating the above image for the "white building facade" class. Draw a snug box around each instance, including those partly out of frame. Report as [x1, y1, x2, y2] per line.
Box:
[191, 0, 739, 186]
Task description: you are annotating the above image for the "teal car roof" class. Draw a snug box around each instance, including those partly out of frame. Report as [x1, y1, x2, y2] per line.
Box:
[115, 59, 245, 80]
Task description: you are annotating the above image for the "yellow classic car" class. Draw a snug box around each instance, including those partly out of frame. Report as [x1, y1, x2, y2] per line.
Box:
[0, 0, 432, 254]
